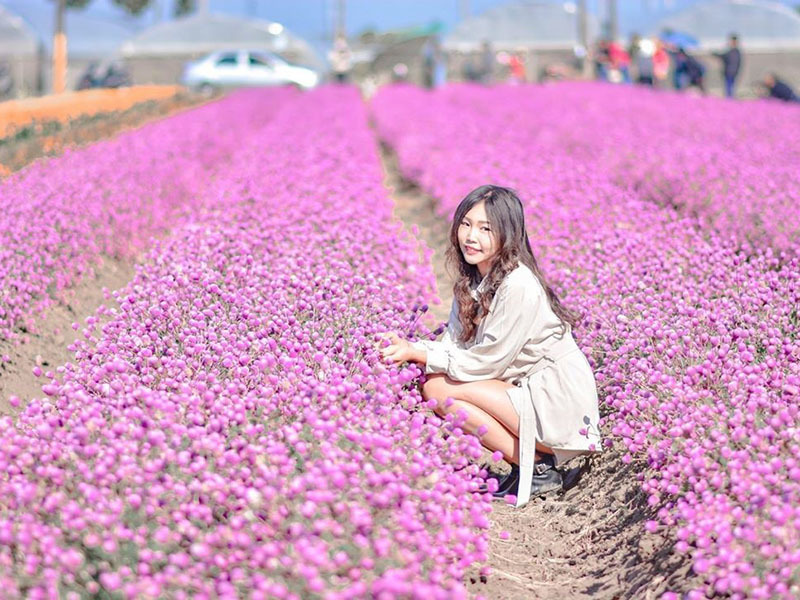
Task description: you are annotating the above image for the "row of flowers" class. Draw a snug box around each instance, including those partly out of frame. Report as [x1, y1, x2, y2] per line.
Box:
[588, 84, 800, 252]
[0, 86, 493, 598]
[377, 82, 800, 251]
[0, 88, 295, 344]
[371, 83, 800, 599]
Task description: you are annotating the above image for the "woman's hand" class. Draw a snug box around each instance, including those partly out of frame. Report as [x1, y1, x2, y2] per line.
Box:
[379, 332, 426, 365]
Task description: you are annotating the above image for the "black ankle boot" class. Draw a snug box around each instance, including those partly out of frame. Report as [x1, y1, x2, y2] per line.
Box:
[492, 464, 520, 494]
[492, 457, 563, 499]
[474, 464, 518, 494]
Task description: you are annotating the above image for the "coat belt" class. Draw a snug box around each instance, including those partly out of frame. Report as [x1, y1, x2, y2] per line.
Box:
[510, 334, 582, 508]
[514, 335, 581, 384]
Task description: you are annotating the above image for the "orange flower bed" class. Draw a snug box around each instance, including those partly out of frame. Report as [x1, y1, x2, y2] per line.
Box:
[0, 86, 182, 137]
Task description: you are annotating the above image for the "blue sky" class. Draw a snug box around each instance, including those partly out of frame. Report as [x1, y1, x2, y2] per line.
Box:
[3, 0, 799, 57]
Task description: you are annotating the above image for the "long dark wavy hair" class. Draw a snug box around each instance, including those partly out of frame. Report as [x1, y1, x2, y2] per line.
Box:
[446, 184, 578, 343]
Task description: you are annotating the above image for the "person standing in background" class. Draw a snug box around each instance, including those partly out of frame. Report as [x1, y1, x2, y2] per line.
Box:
[652, 40, 670, 87]
[423, 37, 448, 89]
[329, 35, 353, 84]
[607, 40, 631, 83]
[422, 39, 436, 88]
[433, 45, 448, 88]
[593, 39, 611, 81]
[630, 35, 656, 86]
[714, 33, 742, 99]
[508, 52, 526, 84]
[480, 40, 495, 85]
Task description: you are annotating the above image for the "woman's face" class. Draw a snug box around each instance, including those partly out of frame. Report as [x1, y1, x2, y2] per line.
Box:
[457, 201, 498, 276]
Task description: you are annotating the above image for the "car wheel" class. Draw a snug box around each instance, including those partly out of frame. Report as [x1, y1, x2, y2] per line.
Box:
[197, 82, 216, 97]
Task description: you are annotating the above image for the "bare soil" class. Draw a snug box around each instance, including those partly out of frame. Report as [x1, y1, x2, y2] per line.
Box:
[378, 143, 704, 599]
[0, 256, 135, 414]
[0, 97, 705, 598]
[0, 92, 212, 412]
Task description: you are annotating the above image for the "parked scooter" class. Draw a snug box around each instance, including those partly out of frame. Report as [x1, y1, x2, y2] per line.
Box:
[76, 61, 131, 90]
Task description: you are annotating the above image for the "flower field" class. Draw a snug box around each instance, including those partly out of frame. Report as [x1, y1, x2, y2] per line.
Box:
[0, 86, 496, 599]
[583, 86, 800, 252]
[375, 83, 800, 251]
[0, 88, 292, 344]
[2, 81, 799, 598]
[372, 82, 800, 599]
[0, 91, 203, 176]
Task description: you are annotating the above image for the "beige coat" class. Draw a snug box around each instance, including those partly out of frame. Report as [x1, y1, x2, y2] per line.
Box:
[413, 263, 602, 507]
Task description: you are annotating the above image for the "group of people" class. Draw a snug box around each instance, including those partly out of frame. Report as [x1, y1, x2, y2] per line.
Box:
[594, 34, 721, 94]
[595, 32, 797, 102]
[332, 31, 798, 104]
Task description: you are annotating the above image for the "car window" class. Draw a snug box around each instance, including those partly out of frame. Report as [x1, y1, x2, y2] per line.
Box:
[248, 53, 275, 68]
[215, 53, 239, 66]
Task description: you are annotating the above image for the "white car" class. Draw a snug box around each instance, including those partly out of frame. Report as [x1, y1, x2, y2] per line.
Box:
[181, 50, 319, 92]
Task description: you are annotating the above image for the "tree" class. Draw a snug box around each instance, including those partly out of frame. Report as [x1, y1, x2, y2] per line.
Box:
[175, 0, 196, 17]
[111, 0, 152, 14]
[50, 0, 154, 94]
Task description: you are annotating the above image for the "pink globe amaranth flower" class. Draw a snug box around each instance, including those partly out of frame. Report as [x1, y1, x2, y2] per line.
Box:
[371, 82, 800, 599]
[0, 86, 488, 596]
[0, 89, 297, 343]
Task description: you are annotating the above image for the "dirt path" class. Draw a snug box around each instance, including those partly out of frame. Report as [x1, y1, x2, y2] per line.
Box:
[0, 93, 213, 412]
[0, 98, 703, 597]
[378, 142, 701, 599]
[0, 256, 135, 414]
[379, 142, 453, 325]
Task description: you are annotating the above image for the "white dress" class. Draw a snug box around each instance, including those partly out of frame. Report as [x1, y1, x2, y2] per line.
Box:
[413, 263, 602, 507]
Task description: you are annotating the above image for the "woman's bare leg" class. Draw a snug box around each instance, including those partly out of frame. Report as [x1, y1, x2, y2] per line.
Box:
[422, 374, 554, 463]
[445, 399, 520, 463]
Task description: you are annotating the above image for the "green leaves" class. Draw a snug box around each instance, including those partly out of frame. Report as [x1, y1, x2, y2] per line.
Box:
[53, 0, 155, 16]
[110, 0, 153, 15]
[174, 0, 196, 17]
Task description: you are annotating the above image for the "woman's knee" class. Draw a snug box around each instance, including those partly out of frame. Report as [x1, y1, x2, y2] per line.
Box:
[422, 374, 445, 399]
[421, 375, 451, 411]
[423, 374, 505, 406]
